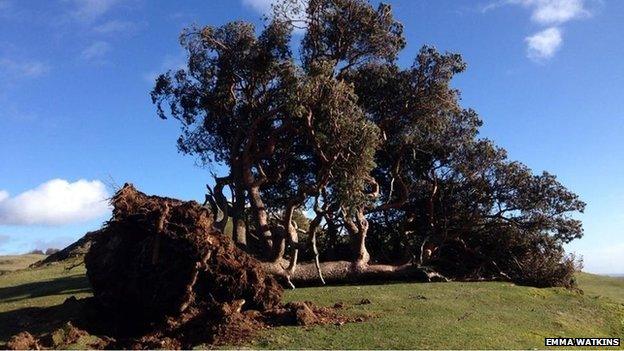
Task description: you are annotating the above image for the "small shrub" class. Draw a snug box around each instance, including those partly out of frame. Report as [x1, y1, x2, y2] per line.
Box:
[482, 230, 580, 288]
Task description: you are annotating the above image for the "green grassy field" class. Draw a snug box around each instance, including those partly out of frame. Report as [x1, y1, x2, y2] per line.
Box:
[0, 254, 46, 273]
[0, 256, 622, 349]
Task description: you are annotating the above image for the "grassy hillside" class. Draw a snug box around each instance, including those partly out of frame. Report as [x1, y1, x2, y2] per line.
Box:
[253, 276, 623, 349]
[0, 254, 46, 273]
[0, 256, 622, 349]
[576, 272, 624, 304]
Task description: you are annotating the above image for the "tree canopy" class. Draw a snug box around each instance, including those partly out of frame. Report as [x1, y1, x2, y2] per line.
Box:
[152, 0, 584, 288]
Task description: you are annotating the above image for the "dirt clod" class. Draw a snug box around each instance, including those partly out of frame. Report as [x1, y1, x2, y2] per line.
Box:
[290, 302, 318, 326]
[7, 332, 39, 350]
[357, 298, 372, 305]
[43, 322, 89, 349]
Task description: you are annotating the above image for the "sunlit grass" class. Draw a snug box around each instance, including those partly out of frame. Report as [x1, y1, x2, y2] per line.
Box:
[0, 255, 622, 349]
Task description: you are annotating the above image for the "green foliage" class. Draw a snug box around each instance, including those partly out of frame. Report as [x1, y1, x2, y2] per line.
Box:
[297, 66, 380, 208]
[152, 0, 586, 288]
[151, 20, 297, 166]
[301, 0, 405, 71]
[291, 209, 310, 232]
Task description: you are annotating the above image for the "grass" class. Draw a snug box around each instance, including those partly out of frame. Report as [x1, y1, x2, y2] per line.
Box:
[0, 254, 46, 273]
[0, 255, 622, 349]
[255, 278, 624, 349]
[576, 272, 624, 304]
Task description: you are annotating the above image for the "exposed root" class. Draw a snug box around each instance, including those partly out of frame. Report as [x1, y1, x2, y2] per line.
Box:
[7, 184, 362, 350]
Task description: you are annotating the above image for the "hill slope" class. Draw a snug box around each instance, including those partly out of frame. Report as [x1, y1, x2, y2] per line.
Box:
[0, 254, 46, 273]
[252, 273, 623, 349]
[0, 257, 622, 349]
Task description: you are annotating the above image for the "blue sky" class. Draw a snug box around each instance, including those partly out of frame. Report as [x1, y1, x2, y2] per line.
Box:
[0, 0, 622, 274]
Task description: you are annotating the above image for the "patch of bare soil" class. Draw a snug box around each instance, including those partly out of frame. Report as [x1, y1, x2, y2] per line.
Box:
[7, 184, 361, 349]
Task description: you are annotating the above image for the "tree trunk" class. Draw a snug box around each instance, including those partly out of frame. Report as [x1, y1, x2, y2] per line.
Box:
[234, 217, 247, 246]
[283, 203, 299, 287]
[307, 211, 325, 284]
[232, 184, 247, 247]
[261, 260, 447, 287]
[248, 186, 274, 250]
[355, 209, 370, 265]
[345, 208, 370, 265]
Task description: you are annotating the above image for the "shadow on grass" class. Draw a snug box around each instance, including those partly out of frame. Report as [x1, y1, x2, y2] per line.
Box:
[0, 296, 95, 343]
[0, 275, 91, 303]
[0, 274, 95, 344]
[0, 273, 154, 346]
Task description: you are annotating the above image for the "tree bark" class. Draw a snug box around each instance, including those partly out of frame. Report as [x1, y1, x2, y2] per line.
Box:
[261, 260, 447, 287]
[248, 185, 275, 254]
[283, 203, 299, 287]
[213, 176, 231, 233]
[307, 210, 326, 284]
[344, 207, 370, 265]
[232, 182, 247, 247]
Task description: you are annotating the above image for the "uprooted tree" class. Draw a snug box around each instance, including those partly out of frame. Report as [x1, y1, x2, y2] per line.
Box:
[151, 0, 585, 288]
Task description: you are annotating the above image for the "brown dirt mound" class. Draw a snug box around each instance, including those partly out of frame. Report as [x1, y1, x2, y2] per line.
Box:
[82, 184, 283, 343]
[71, 184, 356, 348]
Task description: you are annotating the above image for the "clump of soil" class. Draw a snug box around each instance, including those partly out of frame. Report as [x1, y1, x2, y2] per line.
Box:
[277, 301, 355, 325]
[7, 332, 39, 350]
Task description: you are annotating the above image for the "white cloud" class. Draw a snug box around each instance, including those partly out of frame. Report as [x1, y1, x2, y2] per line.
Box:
[484, 0, 591, 24]
[0, 58, 49, 79]
[0, 179, 111, 226]
[521, 0, 590, 25]
[80, 41, 111, 62]
[243, 0, 273, 14]
[242, 0, 308, 33]
[483, 0, 594, 62]
[94, 19, 138, 34]
[525, 27, 563, 61]
[69, 0, 122, 22]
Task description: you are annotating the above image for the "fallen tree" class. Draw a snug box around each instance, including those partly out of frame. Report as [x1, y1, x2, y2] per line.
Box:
[262, 260, 447, 287]
[150, 0, 584, 289]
